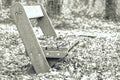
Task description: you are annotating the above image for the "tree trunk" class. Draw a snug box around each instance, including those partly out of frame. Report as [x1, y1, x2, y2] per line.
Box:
[46, 0, 63, 17]
[26, 0, 31, 5]
[36, 0, 45, 4]
[3, 0, 12, 8]
[105, 0, 117, 21]
[86, 0, 98, 17]
[20, 0, 24, 3]
[0, 0, 2, 10]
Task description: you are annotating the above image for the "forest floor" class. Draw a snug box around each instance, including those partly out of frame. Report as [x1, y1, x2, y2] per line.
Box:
[1, 17, 120, 80]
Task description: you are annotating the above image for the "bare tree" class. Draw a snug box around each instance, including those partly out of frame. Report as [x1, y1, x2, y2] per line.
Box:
[46, 0, 63, 17]
[3, 0, 12, 8]
[105, 0, 117, 21]
[0, 0, 2, 10]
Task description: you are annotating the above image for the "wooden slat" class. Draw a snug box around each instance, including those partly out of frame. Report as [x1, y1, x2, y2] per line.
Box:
[44, 50, 68, 58]
[37, 4, 57, 37]
[11, 3, 50, 74]
[23, 5, 44, 18]
[42, 47, 68, 51]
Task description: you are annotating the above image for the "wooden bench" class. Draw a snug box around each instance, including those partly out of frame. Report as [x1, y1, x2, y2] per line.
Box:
[10, 3, 68, 74]
[11, 2, 79, 74]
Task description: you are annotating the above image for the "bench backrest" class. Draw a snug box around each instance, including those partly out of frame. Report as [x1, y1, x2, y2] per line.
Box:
[23, 5, 44, 18]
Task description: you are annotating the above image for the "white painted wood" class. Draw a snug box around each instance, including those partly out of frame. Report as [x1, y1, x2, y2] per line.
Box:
[23, 5, 44, 18]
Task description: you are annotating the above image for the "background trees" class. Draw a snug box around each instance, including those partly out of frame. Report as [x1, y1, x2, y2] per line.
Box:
[105, 0, 117, 21]
[0, 0, 2, 10]
[0, 0, 120, 21]
[46, 0, 63, 17]
[61, 0, 119, 21]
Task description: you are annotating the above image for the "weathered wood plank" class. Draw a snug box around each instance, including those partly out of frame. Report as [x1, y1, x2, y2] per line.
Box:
[11, 3, 50, 74]
[37, 4, 57, 37]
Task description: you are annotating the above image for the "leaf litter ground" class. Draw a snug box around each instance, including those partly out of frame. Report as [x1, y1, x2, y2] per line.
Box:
[0, 17, 120, 80]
